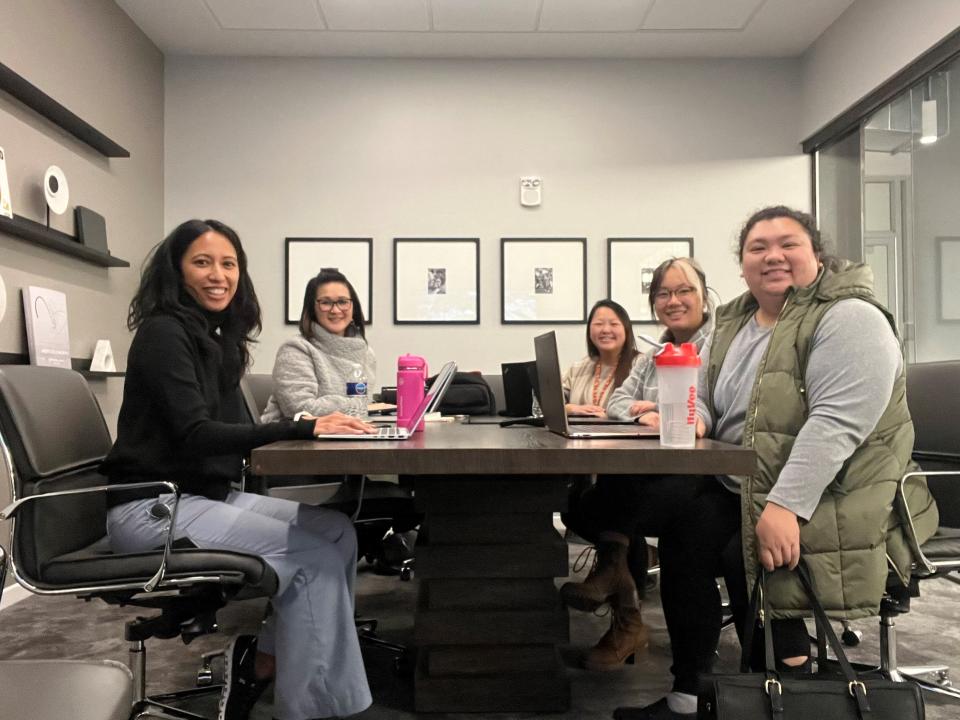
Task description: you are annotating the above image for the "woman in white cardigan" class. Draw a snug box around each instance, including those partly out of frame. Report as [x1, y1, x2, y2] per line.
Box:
[261, 270, 376, 422]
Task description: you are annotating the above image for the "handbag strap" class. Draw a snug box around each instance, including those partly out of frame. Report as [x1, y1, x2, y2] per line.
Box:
[740, 563, 871, 717]
[794, 561, 872, 714]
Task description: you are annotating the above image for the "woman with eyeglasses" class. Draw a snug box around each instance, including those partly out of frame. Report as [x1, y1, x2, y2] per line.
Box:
[560, 257, 714, 676]
[261, 270, 376, 421]
[562, 299, 641, 417]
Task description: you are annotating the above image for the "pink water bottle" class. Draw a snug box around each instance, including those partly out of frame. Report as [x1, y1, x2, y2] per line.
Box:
[397, 354, 428, 432]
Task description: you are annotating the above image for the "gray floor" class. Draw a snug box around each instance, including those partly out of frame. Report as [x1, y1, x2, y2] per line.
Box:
[1, 534, 959, 720]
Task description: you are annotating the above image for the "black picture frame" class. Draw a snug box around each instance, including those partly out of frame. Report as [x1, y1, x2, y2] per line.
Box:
[607, 237, 694, 324]
[393, 238, 480, 324]
[501, 238, 587, 324]
[284, 238, 373, 325]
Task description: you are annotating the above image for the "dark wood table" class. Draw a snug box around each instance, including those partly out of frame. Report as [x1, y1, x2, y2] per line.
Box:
[252, 422, 755, 713]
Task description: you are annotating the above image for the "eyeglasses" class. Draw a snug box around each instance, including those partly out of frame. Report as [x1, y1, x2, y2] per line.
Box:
[316, 298, 352, 312]
[653, 286, 697, 304]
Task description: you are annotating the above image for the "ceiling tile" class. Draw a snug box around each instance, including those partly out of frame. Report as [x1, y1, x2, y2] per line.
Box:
[204, 0, 324, 30]
[539, 0, 654, 32]
[432, 0, 542, 32]
[320, 0, 429, 32]
[642, 0, 764, 30]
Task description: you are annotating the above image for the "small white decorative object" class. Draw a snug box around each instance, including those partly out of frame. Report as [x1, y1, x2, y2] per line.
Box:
[0, 146, 12, 218]
[90, 339, 117, 372]
[0, 272, 7, 324]
[43, 165, 69, 215]
[520, 176, 542, 207]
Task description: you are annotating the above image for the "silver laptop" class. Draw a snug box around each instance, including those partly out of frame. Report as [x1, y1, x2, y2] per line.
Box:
[313, 361, 457, 440]
[533, 332, 658, 440]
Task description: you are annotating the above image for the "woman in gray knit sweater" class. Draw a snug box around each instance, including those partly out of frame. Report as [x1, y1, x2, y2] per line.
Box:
[261, 270, 376, 421]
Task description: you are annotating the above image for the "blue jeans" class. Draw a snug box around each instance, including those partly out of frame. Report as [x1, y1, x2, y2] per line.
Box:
[107, 490, 372, 720]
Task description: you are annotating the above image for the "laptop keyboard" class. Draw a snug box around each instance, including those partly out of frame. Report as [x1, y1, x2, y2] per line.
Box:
[376, 425, 403, 438]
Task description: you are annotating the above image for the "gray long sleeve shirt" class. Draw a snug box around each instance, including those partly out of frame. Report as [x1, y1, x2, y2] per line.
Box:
[697, 298, 902, 520]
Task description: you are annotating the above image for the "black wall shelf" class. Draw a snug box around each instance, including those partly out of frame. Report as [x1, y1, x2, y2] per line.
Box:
[0, 213, 129, 267]
[0, 352, 124, 377]
[0, 62, 130, 158]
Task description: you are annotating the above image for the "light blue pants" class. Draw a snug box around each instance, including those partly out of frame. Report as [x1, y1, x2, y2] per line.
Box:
[107, 491, 373, 720]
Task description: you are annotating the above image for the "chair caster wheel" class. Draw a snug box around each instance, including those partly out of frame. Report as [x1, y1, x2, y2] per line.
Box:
[400, 566, 413, 581]
[841, 628, 862, 647]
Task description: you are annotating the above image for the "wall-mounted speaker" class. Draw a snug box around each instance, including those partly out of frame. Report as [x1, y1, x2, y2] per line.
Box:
[520, 176, 542, 207]
[43, 165, 69, 215]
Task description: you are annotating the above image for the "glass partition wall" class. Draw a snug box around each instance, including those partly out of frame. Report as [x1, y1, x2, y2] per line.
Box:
[814, 57, 959, 363]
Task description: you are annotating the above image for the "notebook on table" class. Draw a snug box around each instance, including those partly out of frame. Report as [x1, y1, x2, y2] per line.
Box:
[313, 361, 457, 440]
[533, 332, 658, 440]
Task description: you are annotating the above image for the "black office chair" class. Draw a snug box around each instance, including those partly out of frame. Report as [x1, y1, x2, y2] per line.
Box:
[0, 365, 278, 719]
[850, 360, 960, 700]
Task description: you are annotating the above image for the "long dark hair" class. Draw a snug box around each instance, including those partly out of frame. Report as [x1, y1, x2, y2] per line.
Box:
[299, 269, 366, 340]
[129, 219, 261, 385]
[586, 299, 640, 390]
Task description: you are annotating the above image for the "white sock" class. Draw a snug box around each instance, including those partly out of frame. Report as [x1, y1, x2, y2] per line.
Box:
[666, 691, 697, 715]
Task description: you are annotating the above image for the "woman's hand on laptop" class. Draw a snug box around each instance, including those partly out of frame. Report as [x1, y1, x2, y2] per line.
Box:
[636, 411, 660, 430]
[628, 400, 657, 417]
[307, 412, 377, 435]
[565, 403, 606, 417]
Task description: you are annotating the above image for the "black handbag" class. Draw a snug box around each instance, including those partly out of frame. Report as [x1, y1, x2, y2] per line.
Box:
[428, 371, 497, 416]
[697, 561, 924, 720]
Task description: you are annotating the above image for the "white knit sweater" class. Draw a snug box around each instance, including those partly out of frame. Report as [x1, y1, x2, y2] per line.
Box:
[260, 322, 377, 421]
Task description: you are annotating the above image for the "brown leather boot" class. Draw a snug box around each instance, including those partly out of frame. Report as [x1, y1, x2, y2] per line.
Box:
[560, 535, 639, 612]
[583, 606, 649, 671]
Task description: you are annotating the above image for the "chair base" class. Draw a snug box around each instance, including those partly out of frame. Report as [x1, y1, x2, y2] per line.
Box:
[132, 687, 222, 719]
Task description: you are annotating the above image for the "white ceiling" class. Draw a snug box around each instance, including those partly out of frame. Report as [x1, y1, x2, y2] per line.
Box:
[115, 0, 856, 59]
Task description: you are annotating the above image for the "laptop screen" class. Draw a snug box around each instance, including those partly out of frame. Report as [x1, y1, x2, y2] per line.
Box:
[533, 332, 571, 435]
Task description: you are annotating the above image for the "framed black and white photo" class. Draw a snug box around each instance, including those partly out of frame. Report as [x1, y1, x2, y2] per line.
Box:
[501, 238, 586, 324]
[938, 237, 960, 322]
[285, 238, 373, 325]
[607, 237, 694, 323]
[394, 238, 480, 324]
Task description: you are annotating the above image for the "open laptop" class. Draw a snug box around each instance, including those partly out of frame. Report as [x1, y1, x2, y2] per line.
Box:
[313, 361, 457, 440]
[533, 332, 658, 439]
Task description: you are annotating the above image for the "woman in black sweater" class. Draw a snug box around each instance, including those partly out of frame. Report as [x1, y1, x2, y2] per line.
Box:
[102, 219, 374, 720]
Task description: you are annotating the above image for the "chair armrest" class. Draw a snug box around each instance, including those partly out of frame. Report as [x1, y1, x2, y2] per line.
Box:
[897, 469, 959, 575]
[1, 481, 181, 593]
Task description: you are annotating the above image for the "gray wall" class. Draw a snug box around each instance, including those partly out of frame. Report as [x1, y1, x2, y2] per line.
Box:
[0, 0, 164, 574]
[800, 0, 960, 140]
[164, 56, 810, 384]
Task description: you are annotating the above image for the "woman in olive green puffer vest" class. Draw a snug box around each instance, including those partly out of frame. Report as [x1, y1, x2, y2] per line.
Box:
[701, 206, 938, 675]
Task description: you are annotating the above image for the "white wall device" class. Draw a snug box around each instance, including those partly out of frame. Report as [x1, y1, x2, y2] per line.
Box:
[520, 176, 542, 207]
[43, 165, 69, 215]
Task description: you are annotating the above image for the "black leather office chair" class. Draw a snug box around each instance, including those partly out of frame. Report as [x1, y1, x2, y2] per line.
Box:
[852, 360, 960, 700]
[0, 365, 278, 719]
[0, 543, 136, 720]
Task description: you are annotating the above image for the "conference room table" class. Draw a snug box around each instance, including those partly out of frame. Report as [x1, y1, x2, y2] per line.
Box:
[251, 420, 756, 713]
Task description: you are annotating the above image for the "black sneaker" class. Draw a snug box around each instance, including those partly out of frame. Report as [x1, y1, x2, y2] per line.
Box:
[220, 634, 270, 720]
